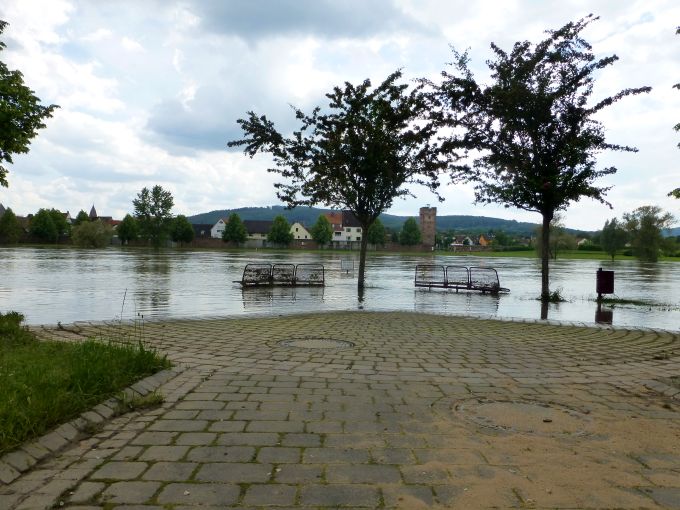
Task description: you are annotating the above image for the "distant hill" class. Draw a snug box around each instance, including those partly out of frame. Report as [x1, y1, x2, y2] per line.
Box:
[665, 227, 680, 237]
[188, 205, 552, 236]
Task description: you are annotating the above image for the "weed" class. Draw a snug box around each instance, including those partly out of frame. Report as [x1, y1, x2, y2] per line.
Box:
[115, 391, 165, 416]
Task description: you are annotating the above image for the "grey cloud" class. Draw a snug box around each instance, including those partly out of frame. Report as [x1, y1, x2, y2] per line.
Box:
[189, 0, 435, 40]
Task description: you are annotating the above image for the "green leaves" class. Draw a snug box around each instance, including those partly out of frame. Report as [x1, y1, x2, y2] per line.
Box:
[132, 185, 174, 247]
[0, 20, 58, 187]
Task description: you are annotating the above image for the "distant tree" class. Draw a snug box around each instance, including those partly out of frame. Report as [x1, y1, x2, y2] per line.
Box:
[72, 220, 113, 248]
[268, 215, 294, 245]
[600, 218, 628, 261]
[29, 209, 58, 242]
[133, 185, 174, 248]
[0, 21, 58, 188]
[399, 218, 421, 246]
[117, 214, 139, 244]
[0, 207, 21, 243]
[222, 213, 248, 243]
[432, 15, 651, 301]
[623, 206, 676, 262]
[73, 210, 90, 226]
[229, 70, 449, 289]
[491, 230, 511, 248]
[310, 215, 333, 246]
[367, 217, 386, 246]
[51, 209, 70, 237]
[170, 215, 194, 245]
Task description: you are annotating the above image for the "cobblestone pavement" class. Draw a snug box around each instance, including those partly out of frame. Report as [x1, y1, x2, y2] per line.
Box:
[3, 311, 680, 509]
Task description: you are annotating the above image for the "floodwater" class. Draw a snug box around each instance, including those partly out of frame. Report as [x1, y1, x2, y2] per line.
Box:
[0, 247, 678, 330]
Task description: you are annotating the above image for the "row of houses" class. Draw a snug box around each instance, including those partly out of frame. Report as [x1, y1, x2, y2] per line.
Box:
[196, 211, 364, 247]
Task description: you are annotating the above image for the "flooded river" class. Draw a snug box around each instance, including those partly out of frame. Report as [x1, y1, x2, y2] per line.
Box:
[0, 247, 678, 329]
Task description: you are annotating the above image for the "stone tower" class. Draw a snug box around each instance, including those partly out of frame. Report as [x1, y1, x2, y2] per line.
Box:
[419, 206, 437, 247]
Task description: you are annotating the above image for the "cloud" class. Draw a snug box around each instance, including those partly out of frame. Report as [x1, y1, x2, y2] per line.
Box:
[190, 0, 435, 41]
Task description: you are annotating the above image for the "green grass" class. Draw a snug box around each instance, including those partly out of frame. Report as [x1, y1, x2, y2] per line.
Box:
[0, 312, 170, 455]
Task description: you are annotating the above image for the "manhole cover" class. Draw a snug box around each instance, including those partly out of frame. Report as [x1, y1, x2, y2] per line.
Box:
[451, 399, 591, 437]
[277, 338, 355, 350]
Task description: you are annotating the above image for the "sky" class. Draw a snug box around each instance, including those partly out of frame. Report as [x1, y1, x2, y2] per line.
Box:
[0, 0, 678, 231]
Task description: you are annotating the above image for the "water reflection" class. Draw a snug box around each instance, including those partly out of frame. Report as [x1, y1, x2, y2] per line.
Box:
[241, 286, 325, 311]
[595, 302, 614, 325]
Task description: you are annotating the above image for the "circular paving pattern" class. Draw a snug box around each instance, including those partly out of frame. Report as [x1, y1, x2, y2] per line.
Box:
[277, 338, 356, 350]
[444, 398, 592, 437]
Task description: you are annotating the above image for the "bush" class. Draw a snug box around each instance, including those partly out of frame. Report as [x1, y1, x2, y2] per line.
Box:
[577, 244, 602, 251]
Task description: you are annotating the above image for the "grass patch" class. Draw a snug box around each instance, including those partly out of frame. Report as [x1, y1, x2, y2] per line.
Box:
[115, 391, 165, 416]
[0, 311, 170, 455]
[595, 297, 679, 310]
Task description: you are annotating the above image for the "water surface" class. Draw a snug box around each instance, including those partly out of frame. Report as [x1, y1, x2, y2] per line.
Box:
[0, 247, 678, 330]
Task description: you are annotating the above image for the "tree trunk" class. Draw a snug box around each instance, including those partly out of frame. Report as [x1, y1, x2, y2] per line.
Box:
[540, 212, 551, 302]
[357, 224, 370, 290]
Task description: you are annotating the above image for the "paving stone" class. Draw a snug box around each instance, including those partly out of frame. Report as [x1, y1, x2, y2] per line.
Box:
[99, 481, 160, 504]
[195, 462, 273, 483]
[382, 484, 435, 508]
[242, 484, 297, 506]
[303, 448, 371, 464]
[281, 433, 322, 447]
[0, 459, 21, 483]
[643, 487, 680, 509]
[90, 461, 148, 480]
[256, 447, 301, 464]
[216, 432, 280, 446]
[141, 462, 197, 481]
[175, 432, 217, 445]
[68, 481, 106, 503]
[326, 464, 401, 483]
[274, 464, 325, 483]
[207, 420, 247, 432]
[139, 445, 190, 461]
[186, 446, 254, 462]
[130, 432, 177, 446]
[300, 484, 380, 507]
[156, 483, 240, 506]
[148, 420, 207, 432]
[246, 421, 305, 433]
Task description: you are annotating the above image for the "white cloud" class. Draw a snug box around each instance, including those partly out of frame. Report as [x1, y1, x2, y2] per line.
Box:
[121, 36, 143, 52]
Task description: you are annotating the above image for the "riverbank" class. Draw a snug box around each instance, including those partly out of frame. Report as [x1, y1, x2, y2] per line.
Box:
[2, 312, 678, 509]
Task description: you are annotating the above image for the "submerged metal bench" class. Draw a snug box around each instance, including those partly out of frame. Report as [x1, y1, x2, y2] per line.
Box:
[236, 263, 325, 286]
[415, 265, 509, 293]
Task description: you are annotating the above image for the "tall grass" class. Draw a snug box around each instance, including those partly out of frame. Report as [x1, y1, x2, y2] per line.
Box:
[0, 312, 170, 455]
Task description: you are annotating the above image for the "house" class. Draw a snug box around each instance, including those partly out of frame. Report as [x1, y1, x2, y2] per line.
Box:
[478, 234, 493, 246]
[451, 235, 474, 246]
[324, 210, 362, 244]
[290, 222, 311, 240]
[88, 204, 113, 224]
[193, 223, 214, 239]
[243, 220, 273, 241]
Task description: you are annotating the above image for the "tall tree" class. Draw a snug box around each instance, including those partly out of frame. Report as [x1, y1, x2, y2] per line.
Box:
[0, 21, 58, 187]
[170, 215, 194, 245]
[623, 206, 675, 262]
[0, 207, 21, 243]
[432, 15, 650, 302]
[399, 217, 421, 245]
[268, 215, 293, 245]
[600, 218, 628, 261]
[222, 213, 248, 243]
[29, 209, 57, 242]
[132, 185, 174, 248]
[310, 215, 333, 246]
[366, 217, 386, 245]
[117, 214, 139, 245]
[229, 70, 449, 289]
[670, 27, 680, 199]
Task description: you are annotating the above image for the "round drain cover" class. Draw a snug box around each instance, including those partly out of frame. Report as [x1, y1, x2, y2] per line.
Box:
[278, 338, 355, 350]
[452, 399, 590, 437]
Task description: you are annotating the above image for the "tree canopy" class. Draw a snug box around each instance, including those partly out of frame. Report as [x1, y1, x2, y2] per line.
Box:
[367, 217, 386, 245]
[432, 15, 650, 302]
[222, 213, 248, 243]
[0, 207, 21, 243]
[133, 185, 174, 248]
[268, 215, 293, 245]
[170, 215, 194, 245]
[399, 217, 422, 246]
[623, 206, 675, 262]
[117, 214, 139, 244]
[0, 21, 58, 187]
[72, 220, 113, 248]
[229, 70, 450, 288]
[600, 218, 628, 261]
[310, 215, 333, 245]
